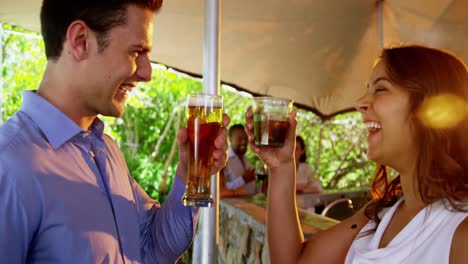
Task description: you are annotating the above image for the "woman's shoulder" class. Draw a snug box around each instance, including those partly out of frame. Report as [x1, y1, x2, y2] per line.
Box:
[300, 204, 370, 262]
[449, 217, 468, 264]
[454, 217, 468, 234]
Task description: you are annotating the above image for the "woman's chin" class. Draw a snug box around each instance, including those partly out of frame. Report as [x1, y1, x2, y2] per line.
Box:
[366, 150, 381, 163]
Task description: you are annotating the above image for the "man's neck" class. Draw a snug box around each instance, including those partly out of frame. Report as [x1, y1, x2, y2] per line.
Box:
[38, 63, 97, 131]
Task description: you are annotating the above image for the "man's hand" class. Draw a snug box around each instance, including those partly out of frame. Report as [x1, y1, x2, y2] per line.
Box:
[176, 114, 230, 183]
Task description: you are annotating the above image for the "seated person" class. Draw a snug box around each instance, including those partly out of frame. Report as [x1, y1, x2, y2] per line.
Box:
[221, 124, 256, 197]
[219, 169, 245, 197]
[295, 136, 322, 193]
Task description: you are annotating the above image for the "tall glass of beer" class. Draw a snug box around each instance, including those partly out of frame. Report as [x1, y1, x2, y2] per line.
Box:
[182, 94, 223, 207]
[252, 97, 293, 147]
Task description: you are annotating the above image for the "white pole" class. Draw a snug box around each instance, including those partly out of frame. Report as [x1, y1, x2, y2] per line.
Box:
[193, 0, 220, 263]
[203, 0, 220, 95]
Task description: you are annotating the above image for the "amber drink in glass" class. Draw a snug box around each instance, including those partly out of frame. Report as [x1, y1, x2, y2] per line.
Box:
[182, 94, 223, 207]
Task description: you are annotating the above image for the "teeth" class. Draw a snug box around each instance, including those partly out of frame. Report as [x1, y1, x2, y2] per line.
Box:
[120, 85, 131, 93]
[365, 122, 381, 131]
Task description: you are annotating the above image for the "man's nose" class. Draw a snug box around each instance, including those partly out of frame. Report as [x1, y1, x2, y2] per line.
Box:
[136, 54, 152, 82]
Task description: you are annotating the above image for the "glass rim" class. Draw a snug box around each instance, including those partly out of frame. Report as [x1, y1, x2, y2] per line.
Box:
[187, 93, 223, 107]
[187, 93, 223, 99]
[252, 96, 293, 106]
[252, 96, 293, 102]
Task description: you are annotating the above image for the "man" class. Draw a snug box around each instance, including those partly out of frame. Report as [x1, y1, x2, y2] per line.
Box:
[221, 124, 256, 196]
[0, 0, 229, 263]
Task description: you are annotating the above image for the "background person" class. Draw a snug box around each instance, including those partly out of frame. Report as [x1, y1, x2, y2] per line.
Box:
[295, 135, 322, 194]
[245, 45, 467, 264]
[221, 124, 256, 197]
[0, 0, 229, 263]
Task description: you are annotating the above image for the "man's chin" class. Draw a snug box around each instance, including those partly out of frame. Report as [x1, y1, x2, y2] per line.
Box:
[101, 105, 125, 118]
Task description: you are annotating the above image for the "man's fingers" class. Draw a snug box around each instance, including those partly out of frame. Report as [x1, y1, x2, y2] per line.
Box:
[215, 127, 228, 149]
[222, 113, 230, 128]
[178, 127, 188, 144]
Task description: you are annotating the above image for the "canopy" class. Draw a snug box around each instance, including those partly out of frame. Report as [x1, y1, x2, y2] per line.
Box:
[1, 0, 467, 119]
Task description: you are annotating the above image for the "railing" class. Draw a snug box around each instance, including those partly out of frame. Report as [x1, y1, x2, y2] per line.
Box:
[296, 189, 369, 214]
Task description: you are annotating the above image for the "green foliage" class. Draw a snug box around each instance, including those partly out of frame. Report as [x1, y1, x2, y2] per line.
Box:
[1, 24, 376, 206]
[1, 24, 46, 121]
[312, 114, 375, 189]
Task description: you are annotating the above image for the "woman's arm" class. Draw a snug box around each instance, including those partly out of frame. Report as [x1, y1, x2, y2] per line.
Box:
[269, 162, 368, 263]
[298, 206, 369, 263]
[267, 160, 304, 263]
[245, 108, 304, 263]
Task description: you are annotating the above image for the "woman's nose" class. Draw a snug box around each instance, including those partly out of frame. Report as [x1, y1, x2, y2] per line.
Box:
[354, 93, 370, 113]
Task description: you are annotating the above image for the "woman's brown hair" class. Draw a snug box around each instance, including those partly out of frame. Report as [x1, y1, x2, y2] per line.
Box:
[364, 45, 468, 230]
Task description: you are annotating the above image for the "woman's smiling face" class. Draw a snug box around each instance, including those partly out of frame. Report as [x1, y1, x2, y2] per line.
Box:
[355, 61, 418, 171]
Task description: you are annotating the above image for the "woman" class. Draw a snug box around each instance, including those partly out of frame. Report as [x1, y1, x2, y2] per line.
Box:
[295, 136, 322, 193]
[245, 45, 467, 263]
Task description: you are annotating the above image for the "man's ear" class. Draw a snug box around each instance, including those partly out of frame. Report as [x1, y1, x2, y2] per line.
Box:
[65, 20, 90, 61]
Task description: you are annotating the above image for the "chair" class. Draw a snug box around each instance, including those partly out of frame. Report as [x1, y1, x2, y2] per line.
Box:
[321, 198, 355, 221]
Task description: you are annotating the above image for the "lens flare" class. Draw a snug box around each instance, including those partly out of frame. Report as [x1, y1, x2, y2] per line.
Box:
[417, 94, 466, 129]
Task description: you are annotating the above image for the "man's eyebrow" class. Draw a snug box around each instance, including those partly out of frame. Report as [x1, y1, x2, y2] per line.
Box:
[132, 44, 151, 52]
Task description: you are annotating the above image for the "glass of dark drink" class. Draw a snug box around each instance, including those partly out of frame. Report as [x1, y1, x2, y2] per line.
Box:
[255, 159, 269, 194]
[182, 94, 223, 207]
[252, 97, 293, 147]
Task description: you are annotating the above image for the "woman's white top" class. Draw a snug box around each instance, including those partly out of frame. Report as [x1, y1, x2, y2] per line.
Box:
[296, 162, 314, 184]
[345, 197, 467, 264]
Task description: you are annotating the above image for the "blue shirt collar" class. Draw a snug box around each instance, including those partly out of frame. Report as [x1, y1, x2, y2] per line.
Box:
[21, 90, 104, 149]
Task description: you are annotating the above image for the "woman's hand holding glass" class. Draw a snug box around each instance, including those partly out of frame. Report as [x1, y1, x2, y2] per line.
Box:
[244, 106, 298, 173]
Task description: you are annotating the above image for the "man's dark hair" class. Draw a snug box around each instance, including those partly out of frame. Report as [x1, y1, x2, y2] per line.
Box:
[228, 124, 245, 137]
[40, 0, 163, 60]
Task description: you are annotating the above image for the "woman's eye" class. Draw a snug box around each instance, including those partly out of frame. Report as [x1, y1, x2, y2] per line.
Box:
[375, 87, 387, 93]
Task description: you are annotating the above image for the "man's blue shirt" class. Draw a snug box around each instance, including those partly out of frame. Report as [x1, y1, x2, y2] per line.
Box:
[0, 91, 198, 263]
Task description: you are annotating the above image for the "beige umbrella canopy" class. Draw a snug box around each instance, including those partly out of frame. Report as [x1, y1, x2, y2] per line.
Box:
[1, 0, 467, 119]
